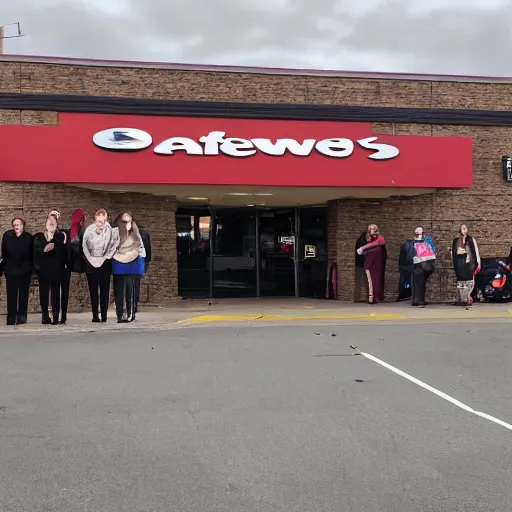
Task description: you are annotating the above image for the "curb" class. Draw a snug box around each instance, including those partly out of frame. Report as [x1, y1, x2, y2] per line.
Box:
[1, 308, 511, 335]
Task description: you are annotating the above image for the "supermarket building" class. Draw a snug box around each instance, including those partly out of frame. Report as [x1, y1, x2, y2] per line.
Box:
[0, 55, 511, 312]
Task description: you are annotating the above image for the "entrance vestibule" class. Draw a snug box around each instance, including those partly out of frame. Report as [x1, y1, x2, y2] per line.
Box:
[176, 206, 328, 299]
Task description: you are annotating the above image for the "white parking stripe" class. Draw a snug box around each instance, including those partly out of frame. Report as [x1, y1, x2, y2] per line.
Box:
[362, 352, 512, 432]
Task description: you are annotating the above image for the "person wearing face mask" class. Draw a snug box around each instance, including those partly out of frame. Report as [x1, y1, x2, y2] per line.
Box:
[356, 224, 387, 304]
[0, 217, 34, 325]
[33, 214, 67, 325]
[451, 224, 481, 308]
[111, 211, 146, 323]
[408, 227, 437, 307]
[82, 209, 120, 323]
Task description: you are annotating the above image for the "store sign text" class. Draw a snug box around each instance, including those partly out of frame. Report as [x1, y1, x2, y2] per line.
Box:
[93, 128, 400, 160]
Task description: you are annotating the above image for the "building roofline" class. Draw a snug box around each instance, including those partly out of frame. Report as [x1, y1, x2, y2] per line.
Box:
[1, 54, 512, 84]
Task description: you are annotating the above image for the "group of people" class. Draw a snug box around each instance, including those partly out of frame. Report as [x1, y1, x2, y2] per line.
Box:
[0, 208, 151, 326]
[356, 223, 481, 308]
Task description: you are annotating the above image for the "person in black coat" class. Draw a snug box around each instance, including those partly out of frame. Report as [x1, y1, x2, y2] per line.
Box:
[33, 214, 67, 325]
[48, 208, 87, 324]
[0, 217, 33, 325]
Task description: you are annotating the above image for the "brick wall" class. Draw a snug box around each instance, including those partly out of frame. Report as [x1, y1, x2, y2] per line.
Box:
[328, 123, 512, 303]
[0, 180, 178, 314]
[2, 60, 512, 304]
[3, 60, 512, 110]
[0, 106, 177, 315]
[0, 181, 178, 314]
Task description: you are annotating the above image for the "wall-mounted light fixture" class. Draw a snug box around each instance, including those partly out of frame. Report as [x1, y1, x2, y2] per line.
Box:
[502, 156, 512, 182]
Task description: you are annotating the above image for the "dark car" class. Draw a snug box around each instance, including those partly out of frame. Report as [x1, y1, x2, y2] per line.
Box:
[474, 257, 512, 302]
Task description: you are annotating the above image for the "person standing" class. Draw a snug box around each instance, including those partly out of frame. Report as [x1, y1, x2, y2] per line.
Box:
[452, 224, 481, 308]
[61, 208, 87, 323]
[356, 224, 387, 304]
[82, 209, 119, 323]
[1, 217, 33, 325]
[409, 227, 437, 307]
[33, 214, 67, 325]
[111, 212, 146, 323]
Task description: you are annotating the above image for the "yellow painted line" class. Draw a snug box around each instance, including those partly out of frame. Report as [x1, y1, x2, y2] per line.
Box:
[177, 313, 406, 324]
[175, 309, 512, 324]
[279, 306, 315, 310]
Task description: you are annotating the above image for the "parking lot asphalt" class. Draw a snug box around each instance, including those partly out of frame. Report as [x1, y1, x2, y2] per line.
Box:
[0, 321, 511, 512]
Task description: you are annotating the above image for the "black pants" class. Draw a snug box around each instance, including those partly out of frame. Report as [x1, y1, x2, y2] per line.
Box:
[61, 269, 71, 319]
[86, 260, 112, 320]
[113, 274, 140, 321]
[38, 272, 62, 322]
[411, 265, 432, 305]
[133, 275, 142, 313]
[5, 273, 31, 321]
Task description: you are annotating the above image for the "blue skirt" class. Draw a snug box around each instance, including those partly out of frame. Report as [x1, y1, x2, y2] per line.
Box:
[112, 257, 145, 275]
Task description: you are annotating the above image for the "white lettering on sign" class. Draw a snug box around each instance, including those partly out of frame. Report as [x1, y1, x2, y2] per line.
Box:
[154, 137, 203, 155]
[315, 138, 354, 158]
[220, 138, 257, 157]
[251, 138, 316, 156]
[199, 131, 226, 155]
[94, 128, 400, 160]
[357, 137, 400, 160]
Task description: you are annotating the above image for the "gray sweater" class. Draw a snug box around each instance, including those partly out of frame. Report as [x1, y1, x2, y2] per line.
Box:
[82, 222, 120, 268]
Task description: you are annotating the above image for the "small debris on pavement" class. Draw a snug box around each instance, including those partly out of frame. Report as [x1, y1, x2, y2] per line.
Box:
[350, 344, 361, 355]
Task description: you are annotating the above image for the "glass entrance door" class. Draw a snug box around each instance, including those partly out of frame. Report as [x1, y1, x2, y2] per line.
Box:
[298, 207, 328, 298]
[212, 208, 257, 298]
[177, 206, 328, 299]
[259, 208, 296, 297]
[176, 209, 211, 298]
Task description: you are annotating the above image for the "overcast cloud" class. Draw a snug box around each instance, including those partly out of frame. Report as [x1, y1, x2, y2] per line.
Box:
[2, 0, 512, 75]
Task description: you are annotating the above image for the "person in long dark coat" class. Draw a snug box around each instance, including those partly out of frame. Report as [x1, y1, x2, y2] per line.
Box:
[356, 224, 387, 304]
[452, 224, 481, 307]
[33, 214, 67, 325]
[1, 217, 33, 325]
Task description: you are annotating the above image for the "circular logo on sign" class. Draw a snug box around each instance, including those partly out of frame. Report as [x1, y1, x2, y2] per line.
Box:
[92, 128, 152, 151]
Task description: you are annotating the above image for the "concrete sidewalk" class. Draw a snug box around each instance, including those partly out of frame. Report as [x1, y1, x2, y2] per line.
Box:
[0, 298, 511, 334]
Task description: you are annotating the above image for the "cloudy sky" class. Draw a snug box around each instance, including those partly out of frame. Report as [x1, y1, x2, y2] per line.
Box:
[2, 0, 512, 75]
